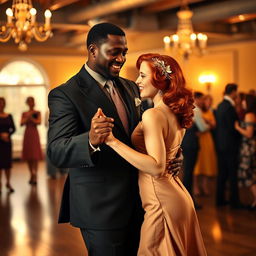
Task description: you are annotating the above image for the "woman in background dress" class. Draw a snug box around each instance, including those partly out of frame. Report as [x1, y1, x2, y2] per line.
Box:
[0, 97, 16, 193]
[104, 53, 207, 255]
[21, 96, 42, 185]
[235, 94, 256, 210]
[194, 95, 217, 196]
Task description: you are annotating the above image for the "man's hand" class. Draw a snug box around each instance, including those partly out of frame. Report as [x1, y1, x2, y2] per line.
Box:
[167, 148, 183, 177]
[89, 108, 114, 147]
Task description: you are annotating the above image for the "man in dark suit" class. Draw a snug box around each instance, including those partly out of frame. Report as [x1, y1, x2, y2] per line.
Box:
[182, 92, 209, 209]
[47, 23, 181, 256]
[215, 83, 241, 208]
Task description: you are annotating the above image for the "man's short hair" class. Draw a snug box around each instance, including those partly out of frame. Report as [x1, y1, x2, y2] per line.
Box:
[86, 23, 125, 48]
[194, 91, 204, 99]
[224, 83, 238, 95]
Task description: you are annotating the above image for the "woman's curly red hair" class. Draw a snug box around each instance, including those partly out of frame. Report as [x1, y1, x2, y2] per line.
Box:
[136, 53, 194, 129]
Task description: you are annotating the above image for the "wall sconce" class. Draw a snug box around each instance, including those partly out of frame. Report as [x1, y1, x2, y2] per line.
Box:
[198, 74, 216, 93]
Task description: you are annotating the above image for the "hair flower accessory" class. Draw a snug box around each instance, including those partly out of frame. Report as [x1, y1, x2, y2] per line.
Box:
[152, 57, 172, 79]
[134, 97, 141, 107]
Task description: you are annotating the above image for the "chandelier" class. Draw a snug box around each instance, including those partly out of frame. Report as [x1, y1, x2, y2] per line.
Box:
[163, 4, 207, 60]
[0, 0, 52, 51]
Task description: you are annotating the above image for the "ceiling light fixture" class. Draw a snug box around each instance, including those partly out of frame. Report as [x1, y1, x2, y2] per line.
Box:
[0, 0, 52, 51]
[163, 1, 207, 60]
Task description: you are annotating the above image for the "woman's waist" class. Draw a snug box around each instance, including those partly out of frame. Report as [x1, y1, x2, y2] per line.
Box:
[139, 171, 178, 183]
[138, 173, 181, 203]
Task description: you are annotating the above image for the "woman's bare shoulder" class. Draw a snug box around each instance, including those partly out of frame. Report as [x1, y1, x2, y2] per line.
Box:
[142, 108, 165, 122]
[141, 107, 171, 132]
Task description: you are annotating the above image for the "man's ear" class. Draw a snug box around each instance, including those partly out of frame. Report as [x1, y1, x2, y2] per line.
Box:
[88, 44, 97, 58]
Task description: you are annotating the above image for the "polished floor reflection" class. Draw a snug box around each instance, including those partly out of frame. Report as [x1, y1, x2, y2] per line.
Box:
[0, 161, 255, 256]
[0, 161, 85, 256]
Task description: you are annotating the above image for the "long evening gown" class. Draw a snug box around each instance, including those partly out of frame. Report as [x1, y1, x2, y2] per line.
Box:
[194, 110, 217, 177]
[0, 114, 16, 169]
[22, 111, 43, 161]
[131, 111, 207, 256]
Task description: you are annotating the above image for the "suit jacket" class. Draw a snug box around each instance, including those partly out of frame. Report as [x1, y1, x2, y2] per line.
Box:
[181, 123, 199, 152]
[47, 66, 143, 229]
[215, 99, 240, 153]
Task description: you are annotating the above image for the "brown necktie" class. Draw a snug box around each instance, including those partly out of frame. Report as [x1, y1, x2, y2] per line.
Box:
[106, 80, 129, 134]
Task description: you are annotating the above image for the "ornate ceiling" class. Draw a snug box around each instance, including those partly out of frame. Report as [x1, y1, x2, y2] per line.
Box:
[0, 0, 256, 55]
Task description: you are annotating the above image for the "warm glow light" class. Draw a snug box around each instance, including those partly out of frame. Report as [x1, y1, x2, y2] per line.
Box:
[197, 33, 204, 40]
[162, 4, 208, 60]
[0, 61, 45, 85]
[0, 0, 53, 50]
[212, 222, 223, 242]
[30, 8, 37, 16]
[44, 9, 52, 18]
[198, 74, 216, 84]
[163, 36, 171, 44]
[6, 8, 13, 17]
[11, 218, 27, 244]
[202, 34, 208, 41]
[190, 33, 197, 40]
[238, 15, 245, 21]
[172, 34, 179, 42]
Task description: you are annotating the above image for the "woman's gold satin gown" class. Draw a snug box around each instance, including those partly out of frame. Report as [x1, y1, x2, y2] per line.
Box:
[131, 120, 207, 256]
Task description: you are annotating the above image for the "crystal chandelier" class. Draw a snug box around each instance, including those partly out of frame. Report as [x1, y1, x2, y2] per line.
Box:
[163, 4, 207, 60]
[0, 0, 52, 51]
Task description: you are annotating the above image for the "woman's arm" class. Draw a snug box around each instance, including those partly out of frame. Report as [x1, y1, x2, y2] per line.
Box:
[20, 112, 29, 126]
[106, 109, 166, 176]
[9, 114, 16, 135]
[204, 110, 216, 128]
[234, 113, 256, 138]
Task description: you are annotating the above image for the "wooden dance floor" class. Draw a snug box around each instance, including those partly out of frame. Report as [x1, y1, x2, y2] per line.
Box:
[0, 161, 255, 256]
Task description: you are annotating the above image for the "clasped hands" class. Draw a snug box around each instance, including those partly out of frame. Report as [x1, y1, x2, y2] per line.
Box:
[89, 108, 183, 176]
[89, 108, 115, 147]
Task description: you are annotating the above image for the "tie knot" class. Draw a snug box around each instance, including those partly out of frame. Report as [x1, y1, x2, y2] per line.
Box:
[106, 80, 115, 94]
[106, 80, 114, 88]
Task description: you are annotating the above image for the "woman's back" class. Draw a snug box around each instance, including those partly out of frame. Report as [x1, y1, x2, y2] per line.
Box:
[155, 104, 185, 162]
[132, 102, 185, 169]
[132, 104, 207, 256]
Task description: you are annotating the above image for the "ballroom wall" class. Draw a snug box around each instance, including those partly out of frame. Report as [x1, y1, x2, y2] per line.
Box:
[0, 40, 255, 107]
[0, 55, 85, 90]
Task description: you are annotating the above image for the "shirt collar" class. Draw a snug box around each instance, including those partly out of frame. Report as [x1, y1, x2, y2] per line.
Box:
[224, 95, 235, 106]
[84, 63, 108, 87]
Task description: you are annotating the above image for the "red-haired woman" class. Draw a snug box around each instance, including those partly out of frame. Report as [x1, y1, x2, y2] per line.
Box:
[103, 54, 207, 255]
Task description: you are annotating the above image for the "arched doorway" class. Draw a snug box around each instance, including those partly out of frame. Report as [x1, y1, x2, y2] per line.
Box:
[0, 59, 48, 158]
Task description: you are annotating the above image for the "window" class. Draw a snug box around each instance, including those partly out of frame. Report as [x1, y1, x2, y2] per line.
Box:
[0, 59, 48, 158]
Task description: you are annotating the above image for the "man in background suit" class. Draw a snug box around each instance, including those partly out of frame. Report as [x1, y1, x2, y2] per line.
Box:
[182, 92, 209, 209]
[215, 83, 241, 208]
[47, 23, 181, 256]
